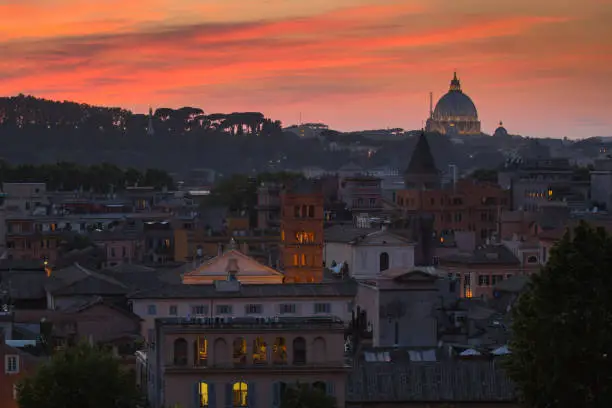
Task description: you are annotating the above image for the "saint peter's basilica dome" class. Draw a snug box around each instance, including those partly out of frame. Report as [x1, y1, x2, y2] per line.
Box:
[426, 72, 481, 135]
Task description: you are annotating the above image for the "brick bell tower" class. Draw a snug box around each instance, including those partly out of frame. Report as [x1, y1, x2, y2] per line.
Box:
[280, 180, 324, 283]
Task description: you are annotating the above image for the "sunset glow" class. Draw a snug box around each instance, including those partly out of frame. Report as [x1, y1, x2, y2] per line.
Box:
[1, 0, 611, 137]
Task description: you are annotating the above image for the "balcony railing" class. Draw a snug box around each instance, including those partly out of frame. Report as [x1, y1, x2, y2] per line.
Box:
[166, 361, 350, 371]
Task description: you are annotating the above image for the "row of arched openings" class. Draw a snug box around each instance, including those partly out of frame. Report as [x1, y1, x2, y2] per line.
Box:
[174, 336, 324, 366]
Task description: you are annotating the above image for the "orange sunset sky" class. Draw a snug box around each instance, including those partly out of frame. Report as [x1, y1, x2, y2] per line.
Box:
[1, 0, 611, 138]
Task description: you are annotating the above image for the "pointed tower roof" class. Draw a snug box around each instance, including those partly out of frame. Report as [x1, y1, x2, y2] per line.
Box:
[406, 132, 438, 175]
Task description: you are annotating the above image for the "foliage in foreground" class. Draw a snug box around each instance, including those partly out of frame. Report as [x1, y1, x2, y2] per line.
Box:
[280, 382, 337, 408]
[506, 221, 612, 408]
[17, 342, 143, 408]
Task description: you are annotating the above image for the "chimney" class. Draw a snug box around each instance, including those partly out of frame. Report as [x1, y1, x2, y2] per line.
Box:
[240, 242, 249, 255]
[225, 258, 240, 281]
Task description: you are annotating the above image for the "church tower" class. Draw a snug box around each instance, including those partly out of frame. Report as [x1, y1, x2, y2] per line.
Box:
[280, 180, 324, 283]
[147, 107, 155, 136]
[404, 131, 440, 190]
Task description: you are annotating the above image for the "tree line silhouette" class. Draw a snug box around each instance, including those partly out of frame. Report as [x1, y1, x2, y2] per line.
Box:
[0, 95, 357, 176]
[0, 95, 282, 137]
[0, 161, 174, 193]
[0, 94, 531, 177]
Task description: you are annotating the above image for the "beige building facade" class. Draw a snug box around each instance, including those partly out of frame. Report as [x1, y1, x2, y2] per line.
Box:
[140, 316, 349, 408]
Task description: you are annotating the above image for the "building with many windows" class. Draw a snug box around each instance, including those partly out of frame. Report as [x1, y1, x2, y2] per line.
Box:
[129, 276, 356, 346]
[138, 316, 349, 408]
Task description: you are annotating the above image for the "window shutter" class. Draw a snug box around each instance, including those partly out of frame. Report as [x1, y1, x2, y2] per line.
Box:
[225, 383, 233, 408]
[209, 383, 216, 408]
[247, 382, 256, 408]
[272, 382, 280, 408]
[194, 382, 200, 408]
[325, 381, 335, 396]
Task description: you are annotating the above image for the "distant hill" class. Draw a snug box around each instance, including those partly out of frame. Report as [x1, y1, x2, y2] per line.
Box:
[0, 94, 534, 176]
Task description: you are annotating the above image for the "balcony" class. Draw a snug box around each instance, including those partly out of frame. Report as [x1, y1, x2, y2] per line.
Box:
[165, 360, 351, 374]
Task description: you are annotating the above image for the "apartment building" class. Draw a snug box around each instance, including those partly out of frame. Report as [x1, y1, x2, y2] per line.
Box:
[129, 278, 356, 345]
[139, 316, 349, 408]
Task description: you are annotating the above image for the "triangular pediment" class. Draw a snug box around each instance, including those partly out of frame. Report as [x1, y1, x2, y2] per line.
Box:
[351, 230, 413, 246]
[393, 270, 437, 283]
[183, 249, 283, 278]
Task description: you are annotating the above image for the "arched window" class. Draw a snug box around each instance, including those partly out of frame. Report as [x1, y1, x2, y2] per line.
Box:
[312, 337, 327, 364]
[293, 337, 306, 364]
[308, 205, 315, 218]
[193, 336, 207, 366]
[213, 338, 228, 365]
[233, 337, 247, 366]
[252, 337, 267, 365]
[379, 252, 390, 272]
[273, 337, 287, 364]
[232, 382, 248, 407]
[173, 338, 187, 365]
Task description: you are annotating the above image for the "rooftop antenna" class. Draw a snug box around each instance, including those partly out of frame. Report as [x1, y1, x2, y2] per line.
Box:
[429, 92, 433, 119]
[299, 112, 302, 126]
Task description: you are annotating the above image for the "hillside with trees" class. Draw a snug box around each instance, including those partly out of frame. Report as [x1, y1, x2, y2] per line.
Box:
[0, 161, 174, 192]
[0, 94, 551, 177]
[0, 95, 353, 177]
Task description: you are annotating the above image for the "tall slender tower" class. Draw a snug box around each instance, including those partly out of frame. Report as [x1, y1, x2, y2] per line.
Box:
[147, 107, 155, 136]
[280, 180, 324, 283]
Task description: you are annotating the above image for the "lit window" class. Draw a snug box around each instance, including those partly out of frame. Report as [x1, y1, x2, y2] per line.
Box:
[195, 336, 208, 366]
[199, 382, 209, 407]
[296, 232, 315, 244]
[273, 337, 287, 364]
[232, 382, 248, 407]
[5, 355, 19, 374]
[293, 254, 299, 266]
[301, 254, 307, 266]
[252, 337, 267, 365]
[233, 339, 247, 366]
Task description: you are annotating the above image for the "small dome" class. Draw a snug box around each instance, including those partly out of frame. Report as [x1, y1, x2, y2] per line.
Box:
[494, 121, 508, 137]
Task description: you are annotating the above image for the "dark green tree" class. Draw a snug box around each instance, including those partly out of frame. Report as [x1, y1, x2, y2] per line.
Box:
[470, 168, 498, 183]
[281, 383, 336, 408]
[16, 342, 143, 408]
[506, 221, 612, 408]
